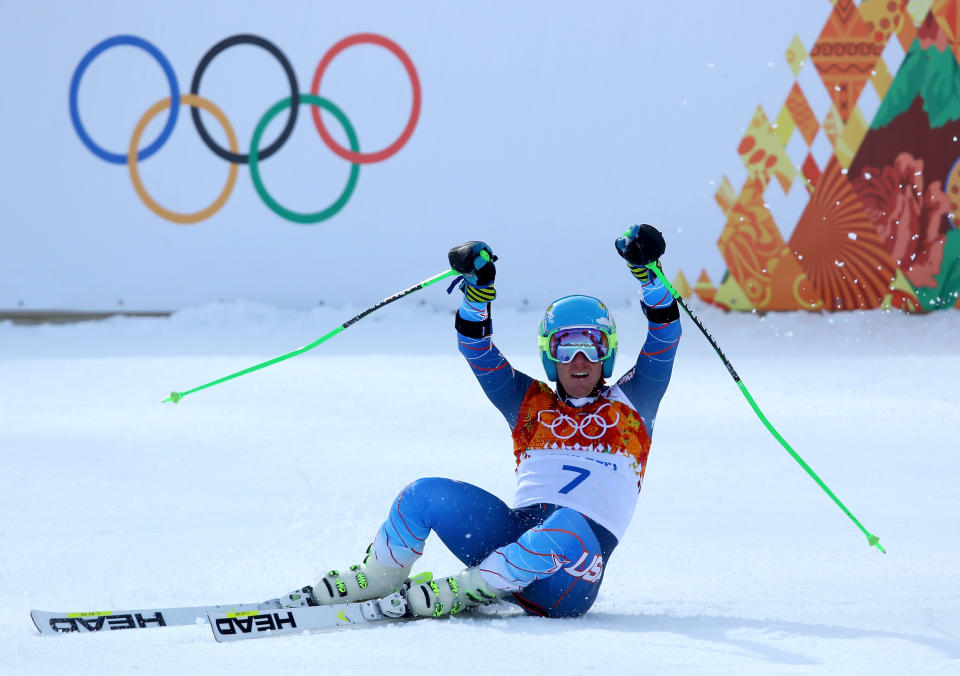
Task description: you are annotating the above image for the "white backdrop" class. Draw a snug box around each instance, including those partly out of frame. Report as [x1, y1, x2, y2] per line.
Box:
[0, 1, 827, 311]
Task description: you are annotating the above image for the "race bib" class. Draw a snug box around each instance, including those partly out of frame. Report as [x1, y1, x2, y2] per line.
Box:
[513, 448, 641, 541]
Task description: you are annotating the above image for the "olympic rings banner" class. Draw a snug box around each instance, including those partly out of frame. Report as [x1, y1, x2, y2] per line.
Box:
[69, 33, 421, 225]
[5, 2, 890, 313]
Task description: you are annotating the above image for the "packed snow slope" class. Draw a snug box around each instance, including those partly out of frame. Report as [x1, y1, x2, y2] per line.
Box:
[1, 300, 958, 675]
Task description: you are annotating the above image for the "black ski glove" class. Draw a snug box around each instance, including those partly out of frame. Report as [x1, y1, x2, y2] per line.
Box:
[448, 241, 497, 286]
[616, 224, 665, 266]
[616, 224, 665, 282]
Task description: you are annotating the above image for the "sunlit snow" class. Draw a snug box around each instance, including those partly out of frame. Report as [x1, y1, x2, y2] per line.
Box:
[2, 301, 958, 674]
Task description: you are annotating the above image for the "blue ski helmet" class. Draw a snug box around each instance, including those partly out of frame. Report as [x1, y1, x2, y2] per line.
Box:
[538, 295, 618, 381]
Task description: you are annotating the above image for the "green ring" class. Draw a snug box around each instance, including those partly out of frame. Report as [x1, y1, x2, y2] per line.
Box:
[249, 94, 360, 224]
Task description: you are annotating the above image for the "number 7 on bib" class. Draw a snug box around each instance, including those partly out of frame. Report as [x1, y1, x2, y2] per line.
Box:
[559, 465, 591, 494]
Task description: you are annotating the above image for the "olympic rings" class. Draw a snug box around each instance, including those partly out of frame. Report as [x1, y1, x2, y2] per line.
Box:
[129, 94, 239, 225]
[70, 35, 179, 164]
[250, 95, 359, 224]
[310, 33, 422, 164]
[69, 33, 420, 225]
[537, 404, 621, 440]
[190, 35, 299, 164]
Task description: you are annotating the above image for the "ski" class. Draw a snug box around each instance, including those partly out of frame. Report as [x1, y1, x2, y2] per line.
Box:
[31, 602, 263, 635]
[207, 591, 409, 642]
[31, 595, 407, 639]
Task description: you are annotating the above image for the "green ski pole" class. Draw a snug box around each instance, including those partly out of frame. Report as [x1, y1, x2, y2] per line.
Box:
[647, 262, 885, 553]
[163, 267, 460, 404]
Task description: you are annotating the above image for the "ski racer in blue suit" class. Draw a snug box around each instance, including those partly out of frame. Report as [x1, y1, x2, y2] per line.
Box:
[272, 225, 681, 618]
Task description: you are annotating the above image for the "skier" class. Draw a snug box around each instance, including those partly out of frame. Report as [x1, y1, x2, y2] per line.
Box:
[270, 225, 681, 618]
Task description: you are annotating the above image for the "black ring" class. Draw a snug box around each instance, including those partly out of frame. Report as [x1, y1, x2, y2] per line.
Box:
[190, 34, 299, 164]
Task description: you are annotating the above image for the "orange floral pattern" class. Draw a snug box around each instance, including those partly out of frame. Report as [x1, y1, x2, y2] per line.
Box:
[785, 82, 819, 145]
[692, 1, 960, 312]
[718, 177, 787, 308]
[789, 158, 897, 309]
[717, 177, 818, 310]
[852, 152, 952, 288]
[737, 107, 795, 192]
[512, 382, 650, 486]
[809, 0, 885, 121]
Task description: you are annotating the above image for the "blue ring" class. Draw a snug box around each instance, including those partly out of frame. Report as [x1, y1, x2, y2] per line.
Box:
[69, 35, 180, 164]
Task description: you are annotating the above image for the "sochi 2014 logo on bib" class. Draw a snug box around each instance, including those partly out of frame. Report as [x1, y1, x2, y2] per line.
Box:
[537, 403, 621, 440]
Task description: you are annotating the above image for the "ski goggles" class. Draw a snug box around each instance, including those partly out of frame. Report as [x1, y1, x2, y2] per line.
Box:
[539, 326, 617, 364]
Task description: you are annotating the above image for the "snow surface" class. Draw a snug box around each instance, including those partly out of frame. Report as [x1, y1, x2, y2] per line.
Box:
[2, 300, 959, 674]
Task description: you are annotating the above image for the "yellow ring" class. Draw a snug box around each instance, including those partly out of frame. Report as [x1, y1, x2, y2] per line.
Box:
[127, 94, 238, 224]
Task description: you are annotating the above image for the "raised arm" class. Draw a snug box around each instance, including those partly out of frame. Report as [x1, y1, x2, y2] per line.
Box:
[448, 241, 534, 427]
[612, 225, 682, 436]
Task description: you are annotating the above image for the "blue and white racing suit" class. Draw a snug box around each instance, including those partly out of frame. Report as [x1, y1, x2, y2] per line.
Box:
[370, 276, 681, 617]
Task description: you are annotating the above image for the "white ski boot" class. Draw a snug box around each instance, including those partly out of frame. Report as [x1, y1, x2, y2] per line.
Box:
[312, 546, 413, 605]
[406, 566, 500, 617]
[262, 545, 413, 608]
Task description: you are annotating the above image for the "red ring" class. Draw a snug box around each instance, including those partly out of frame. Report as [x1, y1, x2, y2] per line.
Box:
[310, 33, 421, 164]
